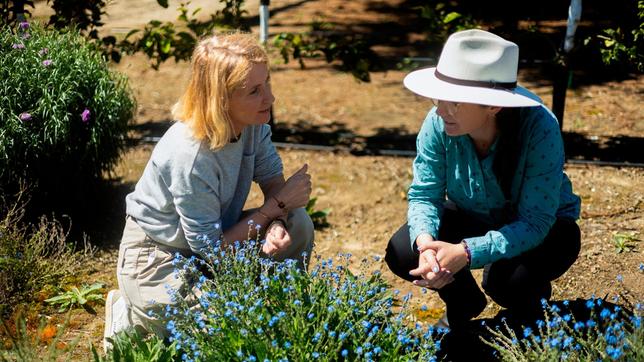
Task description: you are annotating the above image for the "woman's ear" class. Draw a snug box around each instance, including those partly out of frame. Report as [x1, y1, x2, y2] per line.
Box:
[489, 106, 503, 116]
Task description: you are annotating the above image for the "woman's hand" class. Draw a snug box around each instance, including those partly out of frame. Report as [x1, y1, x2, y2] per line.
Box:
[417, 240, 469, 275]
[275, 164, 312, 210]
[261, 221, 292, 256]
[409, 249, 454, 289]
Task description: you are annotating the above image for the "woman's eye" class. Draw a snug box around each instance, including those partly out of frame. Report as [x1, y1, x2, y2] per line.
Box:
[250, 87, 260, 95]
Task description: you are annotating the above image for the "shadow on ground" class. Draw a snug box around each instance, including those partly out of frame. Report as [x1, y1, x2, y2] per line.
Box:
[29, 178, 135, 251]
[130, 119, 644, 164]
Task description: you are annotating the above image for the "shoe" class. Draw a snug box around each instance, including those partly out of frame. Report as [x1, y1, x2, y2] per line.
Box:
[104, 289, 128, 352]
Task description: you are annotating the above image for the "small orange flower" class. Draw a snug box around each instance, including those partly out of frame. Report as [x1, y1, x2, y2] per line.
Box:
[40, 325, 57, 343]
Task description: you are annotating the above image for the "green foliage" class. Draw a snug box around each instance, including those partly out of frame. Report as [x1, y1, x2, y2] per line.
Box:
[416, 2, 480, 45]
[0, 194, 89, 317]
[483, 299, 643, 361]
[119, 1, 248, 70]
[0, 21, 135, 205]
[589, 0, 644, 72]
[94, 329, 179, 362]
[612, 232, 640, 253]
[305, 197, 330, 230]
[45, 282, 105, 314]
[273, 21, 377, 82]
[0, 313, 78, 361]
[46, 0, 108, 39]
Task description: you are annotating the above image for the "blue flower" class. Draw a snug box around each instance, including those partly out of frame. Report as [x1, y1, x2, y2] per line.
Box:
[523, 327, 533, 338]
[341, 349, 348, 357]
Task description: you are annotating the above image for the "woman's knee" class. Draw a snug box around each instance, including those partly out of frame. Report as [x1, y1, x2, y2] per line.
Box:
[483, 263, 551, 309]
[287, 207, 315, 248]
[384, 224, 418, 282]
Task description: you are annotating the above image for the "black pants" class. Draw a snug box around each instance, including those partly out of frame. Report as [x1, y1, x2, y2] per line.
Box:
[385, 209, 580, 329]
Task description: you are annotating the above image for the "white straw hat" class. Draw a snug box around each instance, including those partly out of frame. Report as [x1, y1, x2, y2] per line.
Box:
[404, 29, 541, 107]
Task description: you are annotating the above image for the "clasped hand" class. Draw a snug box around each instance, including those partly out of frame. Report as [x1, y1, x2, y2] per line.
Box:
[261, 220, 290, 256]
[261, 164, 312, 256]
[408, 235, 469, 289]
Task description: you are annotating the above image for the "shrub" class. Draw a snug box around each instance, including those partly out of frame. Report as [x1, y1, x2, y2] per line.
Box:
[591, 0, 644, 72]
[483, 298, 644, 361]
[0, 21, 135, 209]
[159, 235, 442, 361]
[273, 21, 378, 82]
[0, 194, 90, 317]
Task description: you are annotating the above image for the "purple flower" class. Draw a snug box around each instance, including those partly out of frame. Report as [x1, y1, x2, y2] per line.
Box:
[19, 112, 32, 121]
[42, 59, 53, 67]
[81, 108, 91, 123]
[12, 43, 25, 49]
[21, 32, 31, 40]
[19, 21, 29, 30]
[38, 48, 49, 56]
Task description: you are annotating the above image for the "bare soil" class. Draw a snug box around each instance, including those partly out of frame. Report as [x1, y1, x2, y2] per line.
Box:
[19, 0, 644, 357]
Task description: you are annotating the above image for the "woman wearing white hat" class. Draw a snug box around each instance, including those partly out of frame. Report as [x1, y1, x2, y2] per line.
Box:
[385, 29, 581, 329]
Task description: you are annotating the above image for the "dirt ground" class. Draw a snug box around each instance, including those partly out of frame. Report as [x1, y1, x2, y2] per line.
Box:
[24, 0, 644, 357]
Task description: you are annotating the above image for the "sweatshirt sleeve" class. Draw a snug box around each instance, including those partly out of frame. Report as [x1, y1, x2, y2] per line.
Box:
[408, 111, 447, 249]
[253, 125, 283, 185]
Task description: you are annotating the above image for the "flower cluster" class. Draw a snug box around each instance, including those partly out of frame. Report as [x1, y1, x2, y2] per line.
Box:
[484, 295, 643, 361]
[158, 236, 442, 361]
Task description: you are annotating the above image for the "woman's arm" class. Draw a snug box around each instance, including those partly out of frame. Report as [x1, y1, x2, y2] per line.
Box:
[408, 111, 447, 249]
[221, 164, 311, 246]
[464, 107, 564, 268]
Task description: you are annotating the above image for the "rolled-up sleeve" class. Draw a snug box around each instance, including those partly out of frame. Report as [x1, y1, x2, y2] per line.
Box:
[408, 111, 447, 249]
[253, 125, 283, 184]
[465, 108, 563, 268]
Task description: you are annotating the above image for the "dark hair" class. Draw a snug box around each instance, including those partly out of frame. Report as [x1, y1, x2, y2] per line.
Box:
[493, 107, 522, 220]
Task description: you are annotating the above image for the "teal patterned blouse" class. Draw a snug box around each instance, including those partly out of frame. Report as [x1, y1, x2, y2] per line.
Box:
[407, 105, 581, 269]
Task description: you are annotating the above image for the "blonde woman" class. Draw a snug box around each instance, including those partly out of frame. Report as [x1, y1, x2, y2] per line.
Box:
[104, 33, 314, 347]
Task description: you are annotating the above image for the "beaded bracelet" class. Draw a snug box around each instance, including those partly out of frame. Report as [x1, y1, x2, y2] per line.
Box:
[461, 240, 472, 267]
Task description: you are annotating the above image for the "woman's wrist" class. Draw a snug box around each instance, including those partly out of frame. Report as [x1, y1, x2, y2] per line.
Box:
[259, 197, 287, 220]
[461, 240, 472, 267]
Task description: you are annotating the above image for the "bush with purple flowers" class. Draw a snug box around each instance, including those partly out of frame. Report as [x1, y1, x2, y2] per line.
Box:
[157, 233, 442, 361]
[483, 297, 644, 361]
[0, 21, 135, 208]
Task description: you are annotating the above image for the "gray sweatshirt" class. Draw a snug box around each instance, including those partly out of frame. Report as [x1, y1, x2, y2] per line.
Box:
[125, 122, 283, 253]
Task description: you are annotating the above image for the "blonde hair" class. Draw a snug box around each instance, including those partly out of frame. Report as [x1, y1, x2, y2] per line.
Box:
[172, 33, 268, 149]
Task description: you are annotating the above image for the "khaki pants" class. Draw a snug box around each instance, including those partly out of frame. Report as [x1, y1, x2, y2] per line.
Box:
[116, 208, 314, 337]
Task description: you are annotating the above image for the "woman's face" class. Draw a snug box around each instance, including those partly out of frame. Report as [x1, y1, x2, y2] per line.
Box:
[435, 101, 500, 137]
[229, 62, 274, 134]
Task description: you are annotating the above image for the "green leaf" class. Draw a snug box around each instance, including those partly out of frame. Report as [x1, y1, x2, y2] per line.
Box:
[156, 0, 169, 8]
[443, 12, 462, 24]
